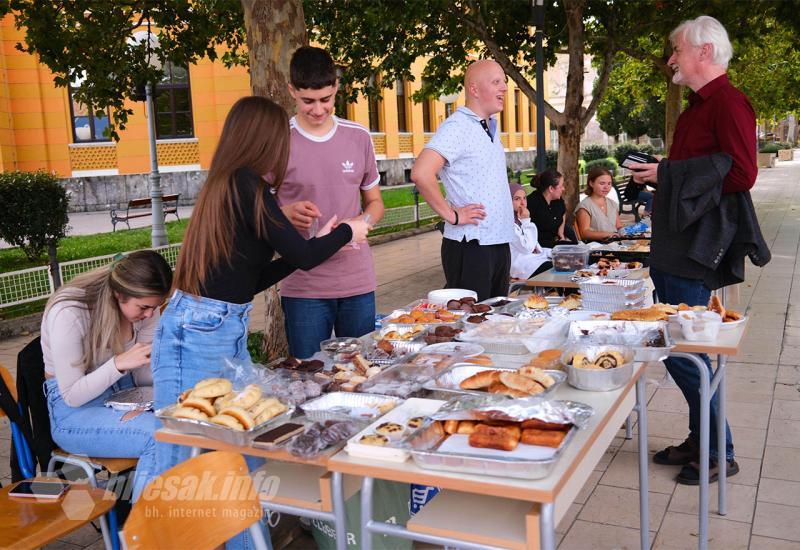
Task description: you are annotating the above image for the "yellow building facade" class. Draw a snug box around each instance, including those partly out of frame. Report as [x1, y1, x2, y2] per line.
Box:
[0, 15, 549, 181]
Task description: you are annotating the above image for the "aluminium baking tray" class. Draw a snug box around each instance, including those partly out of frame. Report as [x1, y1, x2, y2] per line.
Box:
[380, 308, 466, 328]
[155, 403, 295, 447]
[408, 421, 577, 479]
[105, 387, 154, 411]
[299, 392, 403, 423]
[561, 344, 635, 391]
[423, 364, 566, 400]
[568, 320, 674, 362]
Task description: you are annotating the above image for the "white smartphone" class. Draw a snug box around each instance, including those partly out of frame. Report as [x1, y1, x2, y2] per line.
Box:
[9, 480, 70, 499]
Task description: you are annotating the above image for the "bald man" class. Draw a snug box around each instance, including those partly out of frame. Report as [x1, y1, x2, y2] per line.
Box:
[411, 59, 516, 300]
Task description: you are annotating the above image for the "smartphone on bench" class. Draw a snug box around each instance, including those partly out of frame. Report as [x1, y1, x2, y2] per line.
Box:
[9, 480, 70, 499]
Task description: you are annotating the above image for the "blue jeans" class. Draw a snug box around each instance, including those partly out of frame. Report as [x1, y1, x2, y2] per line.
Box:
[650, 267, 734, 461]
[45, 375, 156, 499]
[282, 292, 376, 359]
[143, 290, 272, 550]
[637, 190, 654, 214]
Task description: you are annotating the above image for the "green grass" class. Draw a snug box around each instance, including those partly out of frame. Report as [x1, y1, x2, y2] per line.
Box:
[0, 218, 190, 273]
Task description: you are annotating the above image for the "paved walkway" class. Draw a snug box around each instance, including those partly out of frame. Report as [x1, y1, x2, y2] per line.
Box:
[2, 157, 800, 549]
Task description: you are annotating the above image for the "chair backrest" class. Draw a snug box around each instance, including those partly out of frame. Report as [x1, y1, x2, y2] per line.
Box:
[572, 216, 583, 242]
[124, 451, 263, 550]
[0, 363, 36, 479]
[0, 363, 16, 412]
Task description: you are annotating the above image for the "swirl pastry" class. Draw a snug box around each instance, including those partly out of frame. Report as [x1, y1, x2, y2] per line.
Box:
[570, 353, 591, 368]
[594, 351, 625, 369]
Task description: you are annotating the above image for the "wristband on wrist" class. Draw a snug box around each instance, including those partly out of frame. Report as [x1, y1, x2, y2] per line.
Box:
[452, 208, 459, 225]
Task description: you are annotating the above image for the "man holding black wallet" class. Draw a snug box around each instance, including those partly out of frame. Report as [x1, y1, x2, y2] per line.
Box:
[628, 15, 758, 484]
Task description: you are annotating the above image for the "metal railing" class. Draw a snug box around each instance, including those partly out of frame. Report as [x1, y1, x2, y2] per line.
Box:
[0, 197, 438, 308]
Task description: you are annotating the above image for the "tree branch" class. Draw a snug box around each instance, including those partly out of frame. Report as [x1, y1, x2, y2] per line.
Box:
[621, 46, 672, 79]
[457, 0, 564, 125]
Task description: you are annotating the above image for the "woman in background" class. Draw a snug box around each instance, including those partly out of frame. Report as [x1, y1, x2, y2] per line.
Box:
[510, 183, 552, 278]
[575, 166, 622, 241]
[526, 169, 574, 247]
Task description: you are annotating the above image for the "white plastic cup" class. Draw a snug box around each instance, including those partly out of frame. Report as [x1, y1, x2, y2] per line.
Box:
[677, 311, 722, 342]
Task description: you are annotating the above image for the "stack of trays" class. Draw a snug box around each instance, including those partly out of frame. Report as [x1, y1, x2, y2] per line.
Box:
[579, 277, 648, 313]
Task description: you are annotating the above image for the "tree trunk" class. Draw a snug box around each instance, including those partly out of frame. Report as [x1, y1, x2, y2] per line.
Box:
[558, 0, 586, 219]
[558, 119, 583, 220]
[664, 78, 683, 154]
[241, 0, 307, 361]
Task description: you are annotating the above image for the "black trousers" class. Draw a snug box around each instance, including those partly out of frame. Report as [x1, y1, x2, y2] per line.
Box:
[441, 238, 511, 301]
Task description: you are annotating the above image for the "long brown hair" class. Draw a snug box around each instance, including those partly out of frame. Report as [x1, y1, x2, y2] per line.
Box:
[173, 96, 290, 295]
[585, 166, 613, 196]
[44, 250, 172, 370]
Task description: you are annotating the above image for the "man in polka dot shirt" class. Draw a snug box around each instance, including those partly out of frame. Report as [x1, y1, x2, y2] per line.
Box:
[411, 59, 516, 300]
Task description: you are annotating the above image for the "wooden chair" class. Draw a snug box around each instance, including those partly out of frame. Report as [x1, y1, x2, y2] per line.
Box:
[572, 217, 583, 242]
[0, 363, 118, 550]
[124, 451, 269, 550]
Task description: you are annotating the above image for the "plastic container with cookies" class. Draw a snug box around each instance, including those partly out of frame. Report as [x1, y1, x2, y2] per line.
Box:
[156, 376, 294, 446]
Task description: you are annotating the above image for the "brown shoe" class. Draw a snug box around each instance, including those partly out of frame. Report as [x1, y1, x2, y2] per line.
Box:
[677, 458, 740, 485]
[653, 438, 698, 465]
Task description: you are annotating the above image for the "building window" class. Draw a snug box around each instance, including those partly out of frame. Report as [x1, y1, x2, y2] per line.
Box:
[515, 89, 523, 132]
[69, 77, 111, 143]
[422, 99, 434, 132]
[396, 80, 408, 132]
[155, 62, 194, 139]
[497, 111, 504, 133]
[529, 102, 535, 133]
[335, 93, 350, 120]
[444, 102, 455, 118]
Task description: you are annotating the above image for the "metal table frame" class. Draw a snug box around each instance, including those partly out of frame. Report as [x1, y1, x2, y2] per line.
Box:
[156, 433, 350, 550]
[350, 370, 650, 550]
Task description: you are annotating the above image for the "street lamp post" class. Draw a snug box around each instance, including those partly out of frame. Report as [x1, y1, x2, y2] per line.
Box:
[532, 0, 547, 173]
[145, 81, 167, 247]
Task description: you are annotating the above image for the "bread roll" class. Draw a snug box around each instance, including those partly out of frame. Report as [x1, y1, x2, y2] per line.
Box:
[524, 295, 548, 310]
[172, 406, 209, 421]
[499, 372, 544, 395]
[518, 366, 555, 388]
[193, 378, 233, 398]
[182, 396, 216, 417]
[208, 414, 244, 431]
[463, 354, 493, 366]
[444, 420, 460, 434]
[460, 370, 501, 390]
[456, 420, 477, 435]
[537, 349, 563, 361]
[218, 406, 255, 430]
[487, 382, 530, 398]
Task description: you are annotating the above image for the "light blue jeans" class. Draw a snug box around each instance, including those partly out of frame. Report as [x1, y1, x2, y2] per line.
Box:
[45, 374, 156, 499]
[141, 290, 272, 550]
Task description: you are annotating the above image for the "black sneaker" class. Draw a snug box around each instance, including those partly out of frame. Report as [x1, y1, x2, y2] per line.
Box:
[653, 438, 698, 465]
[676, 458, 740, 485]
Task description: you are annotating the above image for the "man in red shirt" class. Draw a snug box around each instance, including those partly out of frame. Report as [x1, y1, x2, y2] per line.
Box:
[630, 15, 757, 484]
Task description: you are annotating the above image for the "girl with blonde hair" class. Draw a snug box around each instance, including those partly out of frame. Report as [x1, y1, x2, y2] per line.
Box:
[41, 249, 172, 496]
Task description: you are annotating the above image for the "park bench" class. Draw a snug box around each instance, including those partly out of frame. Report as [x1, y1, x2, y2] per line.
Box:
[612, 178, 646, 222]
[110, 193, 180, 231]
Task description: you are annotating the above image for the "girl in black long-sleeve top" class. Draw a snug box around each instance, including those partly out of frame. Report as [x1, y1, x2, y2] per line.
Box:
[143, 98, 370, 550]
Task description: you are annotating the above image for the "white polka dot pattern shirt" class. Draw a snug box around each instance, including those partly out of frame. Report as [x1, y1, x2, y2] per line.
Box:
[425, 106, 515, 245]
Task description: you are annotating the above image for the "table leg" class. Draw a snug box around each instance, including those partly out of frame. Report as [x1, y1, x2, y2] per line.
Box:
[636, 374, 649, 550]
[717, 354, 727, 516]
[625, 414, 634, 440]
[539, 502, 556, 550]
[361, 477, 374, 550]
[331, 472, 347, 550]
[672, 352, 710, 550]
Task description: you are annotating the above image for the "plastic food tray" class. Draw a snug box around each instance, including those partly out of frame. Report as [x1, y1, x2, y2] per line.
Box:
[423, 364, 566, 400]
[345, 397, 447, 462]
[568, 320, 675, 362]
[375, 324, 427, 343]
[299, 392, 403, 423]
[408, 421, 577, 479]
[581, 295, 648, 314]
[561, 344, 635, 392]
[156, 404, 295, 447]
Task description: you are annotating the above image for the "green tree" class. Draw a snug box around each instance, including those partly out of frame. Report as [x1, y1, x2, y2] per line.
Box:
[0, 0, 306, 359]
[305, 0, 629, 212]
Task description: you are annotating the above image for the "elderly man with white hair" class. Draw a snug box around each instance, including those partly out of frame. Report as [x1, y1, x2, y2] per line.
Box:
[630, 15, 761, 485]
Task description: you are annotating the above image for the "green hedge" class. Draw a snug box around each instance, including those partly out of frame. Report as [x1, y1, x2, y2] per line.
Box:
[581, 144, 610, 162]
[585, 157, 619, 174]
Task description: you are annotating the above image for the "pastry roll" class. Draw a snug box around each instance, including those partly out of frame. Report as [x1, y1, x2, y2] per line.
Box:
[521, 418, 571, 431]
[456, 420, 477, 435]
[594, 351, 625, 369]
[460, 370, 501, 390]
[521, 428, 567, 448]
[444, 420, 460, 435]
[468, 424, 520, 451]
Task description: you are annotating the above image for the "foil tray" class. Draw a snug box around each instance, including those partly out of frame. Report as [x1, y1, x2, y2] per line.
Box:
[568, 320, 674, 362]
[155, 403, 295, 447]
[105, 387, 154, 411]
[561, 344, 635, 392]
[423, 364, 566, 400]
[299, 392, 403, 423]
[408, 421, 577, 480]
